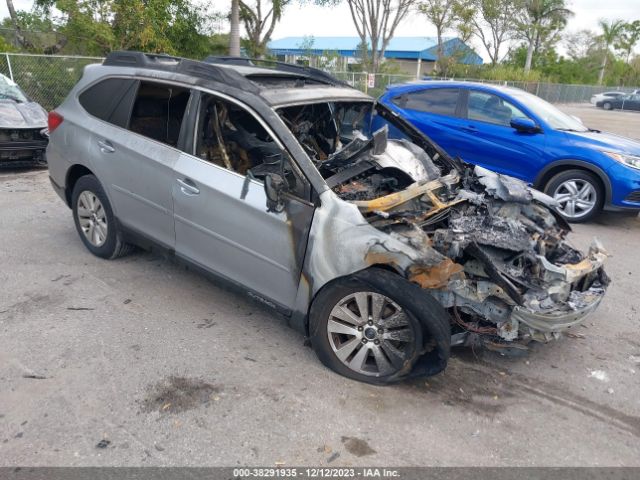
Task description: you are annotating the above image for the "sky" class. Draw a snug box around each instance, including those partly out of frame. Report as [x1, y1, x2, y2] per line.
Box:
[1, 0, 638, 61]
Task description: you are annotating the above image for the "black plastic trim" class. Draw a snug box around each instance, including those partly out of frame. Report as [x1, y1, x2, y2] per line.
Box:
[103, 51, 260, 94]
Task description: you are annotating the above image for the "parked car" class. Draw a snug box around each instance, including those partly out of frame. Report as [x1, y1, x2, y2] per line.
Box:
[596, 93, 640, 111]
[0, 73, 48, 167]
[378, 81, 640, 222]
[590, 91, 626, 105]
[47, 52, 608, 384]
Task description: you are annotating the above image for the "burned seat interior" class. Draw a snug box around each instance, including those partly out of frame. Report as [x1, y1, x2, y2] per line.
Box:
[194, 94, 305, 196]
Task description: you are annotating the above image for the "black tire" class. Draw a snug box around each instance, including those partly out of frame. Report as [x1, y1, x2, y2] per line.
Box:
[71, 174, 133, 259]
[309, 268, 451, 385]
[544, 169, 603, 223]
[603, 102, 613, 110]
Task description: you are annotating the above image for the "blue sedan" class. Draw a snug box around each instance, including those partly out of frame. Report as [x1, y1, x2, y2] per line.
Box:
[376, 81, 640, 222]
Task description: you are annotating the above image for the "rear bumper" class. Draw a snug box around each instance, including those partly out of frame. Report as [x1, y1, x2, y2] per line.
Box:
[0, 142, 48, 164]
[49, 175, 67, 204]
[0, 140, 48, 150]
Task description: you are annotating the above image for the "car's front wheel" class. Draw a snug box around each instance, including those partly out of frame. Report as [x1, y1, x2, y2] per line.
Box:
[545, 169, 603, 223]
[603, 102, 613, 110]
[71, 174, 133, 259]
[309, 269, 450, 384]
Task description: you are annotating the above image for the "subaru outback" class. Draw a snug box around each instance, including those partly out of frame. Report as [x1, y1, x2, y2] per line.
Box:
[46, 52, 609, 384]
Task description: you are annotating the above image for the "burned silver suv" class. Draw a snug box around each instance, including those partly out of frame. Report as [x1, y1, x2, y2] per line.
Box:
[47, 52, 608, 384]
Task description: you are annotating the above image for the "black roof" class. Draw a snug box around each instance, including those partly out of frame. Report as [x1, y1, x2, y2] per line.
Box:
[203, 56, 348, 87]
[103, 51, 348, 92]
[103, 51, 260, 93]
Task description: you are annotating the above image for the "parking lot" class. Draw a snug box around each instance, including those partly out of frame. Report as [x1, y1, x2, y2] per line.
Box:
[1, 104, 639, 467]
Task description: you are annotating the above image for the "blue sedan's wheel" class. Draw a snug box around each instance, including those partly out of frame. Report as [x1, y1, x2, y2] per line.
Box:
[545, 170, 602, 223]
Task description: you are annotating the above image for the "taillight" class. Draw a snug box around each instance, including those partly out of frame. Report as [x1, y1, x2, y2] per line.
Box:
[48, 111, 64, 133]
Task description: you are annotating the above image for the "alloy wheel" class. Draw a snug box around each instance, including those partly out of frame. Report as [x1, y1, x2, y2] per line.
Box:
[327, 292, 415, 377]
[552, 179, 597, 220]
[77, 190, 108, 247]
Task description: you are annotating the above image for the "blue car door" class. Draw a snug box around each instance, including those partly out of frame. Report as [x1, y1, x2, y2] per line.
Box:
[453, 89, 547, 181]
[387, 87, 466, 158]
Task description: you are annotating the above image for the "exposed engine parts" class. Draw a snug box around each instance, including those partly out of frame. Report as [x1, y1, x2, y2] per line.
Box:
[279, 105, 609, 352]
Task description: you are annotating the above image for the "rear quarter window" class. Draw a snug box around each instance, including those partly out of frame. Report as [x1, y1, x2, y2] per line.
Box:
[78, 78, 138, 128]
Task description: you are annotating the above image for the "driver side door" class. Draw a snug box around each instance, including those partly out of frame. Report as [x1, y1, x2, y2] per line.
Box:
[455, 89, 547, 181]
[172, 90, 315, 311]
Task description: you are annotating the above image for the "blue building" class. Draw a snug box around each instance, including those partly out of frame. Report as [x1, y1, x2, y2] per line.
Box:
[267, 36, 483, 76]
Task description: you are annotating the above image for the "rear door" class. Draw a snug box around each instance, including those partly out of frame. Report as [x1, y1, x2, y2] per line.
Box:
[388, 87, 465, 158]
[80, 78, 191, 248]
[172, 90, 315, 310]
[454, 89, 547, 181]
[623, 94, 640, 111]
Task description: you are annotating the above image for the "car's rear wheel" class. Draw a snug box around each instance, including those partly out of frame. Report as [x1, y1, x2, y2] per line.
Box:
[309, 269, 450, 384]
[71, 175, 133, 259]
[545, 170, 603, 223]
[603, 102, 613, 110]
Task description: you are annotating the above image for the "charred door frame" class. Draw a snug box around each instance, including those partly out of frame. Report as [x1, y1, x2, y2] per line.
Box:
[174, 86, 318, 313]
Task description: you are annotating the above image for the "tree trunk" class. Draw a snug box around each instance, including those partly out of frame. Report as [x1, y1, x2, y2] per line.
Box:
[598, 51, 607, 85]
[524, 28, 536, 74]
[524, 41, 534, 74]
[6, 0, 24, 47]
[229, 0, 241, 56]
[436, 26, 443, 75]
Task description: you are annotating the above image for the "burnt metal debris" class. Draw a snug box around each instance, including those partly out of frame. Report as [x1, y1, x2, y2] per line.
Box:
[275, 101, 608, 353]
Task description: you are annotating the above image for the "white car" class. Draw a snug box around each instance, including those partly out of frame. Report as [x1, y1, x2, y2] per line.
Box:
[590, 91, 626, 105]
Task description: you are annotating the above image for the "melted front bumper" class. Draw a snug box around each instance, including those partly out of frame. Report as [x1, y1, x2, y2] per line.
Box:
[511, 283, 604, 334]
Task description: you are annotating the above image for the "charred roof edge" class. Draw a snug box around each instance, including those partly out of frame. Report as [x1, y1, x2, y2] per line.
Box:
[103, 51, 260, 95]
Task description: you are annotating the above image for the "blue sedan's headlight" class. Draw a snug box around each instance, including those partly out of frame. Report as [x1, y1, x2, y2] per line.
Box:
[604, 151, 640, 171]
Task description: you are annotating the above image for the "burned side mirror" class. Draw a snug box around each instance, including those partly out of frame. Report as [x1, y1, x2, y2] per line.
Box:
[264, 173, 288, 213]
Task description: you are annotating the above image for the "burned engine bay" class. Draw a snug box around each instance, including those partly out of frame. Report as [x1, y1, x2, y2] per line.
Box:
[278, 101, 609, 351]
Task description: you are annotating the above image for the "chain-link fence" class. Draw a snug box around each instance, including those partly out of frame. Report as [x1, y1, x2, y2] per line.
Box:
[429, 76, 640, 104]
[331, 71, 640, 103]
[331, 71, 416, 98]
[1, 53, 638, 110]
[0, 53, 103, 110]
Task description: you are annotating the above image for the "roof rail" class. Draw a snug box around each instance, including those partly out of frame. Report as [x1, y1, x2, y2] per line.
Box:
[103, 51, 259, 93]
[203, 55, 349, 87]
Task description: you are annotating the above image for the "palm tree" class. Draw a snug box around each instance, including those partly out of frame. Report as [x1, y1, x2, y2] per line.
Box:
[520, 0, 572, 74]
[597, 18, 625, 85]
[229, 0, 241, 56]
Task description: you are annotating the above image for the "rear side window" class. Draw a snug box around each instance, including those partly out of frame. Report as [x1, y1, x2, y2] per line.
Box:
[392, 88, 459, 116]
[128, 81, 190, 147]
[79, 78, 138, 128]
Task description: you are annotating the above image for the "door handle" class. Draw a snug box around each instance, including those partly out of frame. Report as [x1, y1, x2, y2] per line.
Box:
[462, 125, 478, 134]
[177, 178, 200, 196]
[97, 139, 115, 153]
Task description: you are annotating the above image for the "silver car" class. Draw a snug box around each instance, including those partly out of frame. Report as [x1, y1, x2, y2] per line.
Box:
[47, 52, 608, 384]
[0, 73, 48, 166]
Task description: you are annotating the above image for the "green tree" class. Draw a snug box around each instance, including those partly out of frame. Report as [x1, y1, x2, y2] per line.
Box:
[617, 20, 640, 64]
[515, 0, 572, 74]
[344, 0, 415, 72]
[418, 0, 460, 74]
[240, 0, 289, 58]
[461, 0, 520, 65]
[597, 18, 625, 84]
